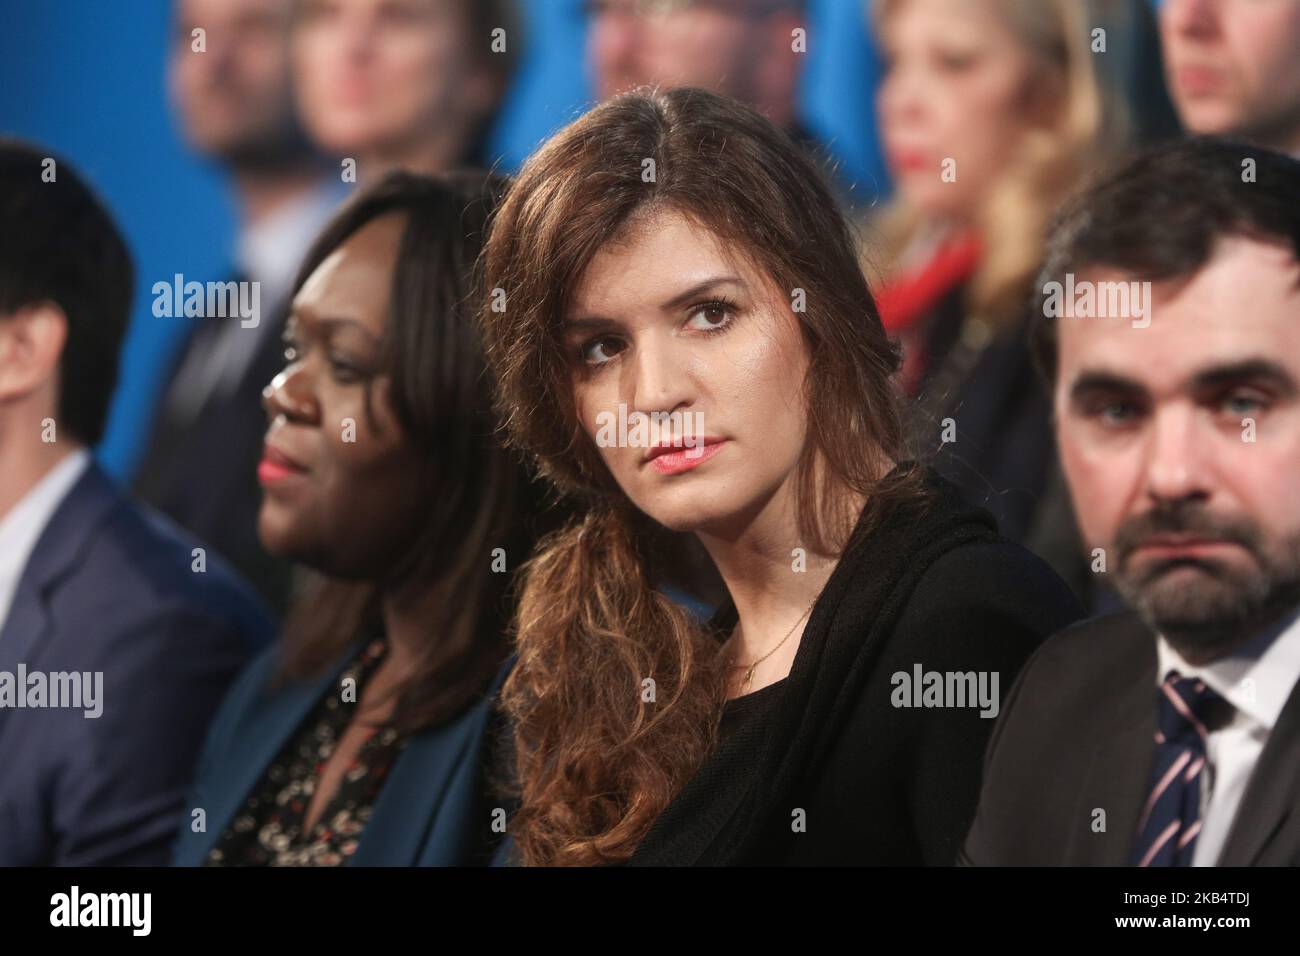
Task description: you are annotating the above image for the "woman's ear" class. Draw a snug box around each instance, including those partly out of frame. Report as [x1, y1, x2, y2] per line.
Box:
[0, 303, 67, 403]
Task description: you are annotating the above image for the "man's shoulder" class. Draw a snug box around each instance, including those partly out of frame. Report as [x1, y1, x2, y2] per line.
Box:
[1000, 609, 1155, 719]
[1032, 609, 1153, 671]
[55, 476, 274, 642]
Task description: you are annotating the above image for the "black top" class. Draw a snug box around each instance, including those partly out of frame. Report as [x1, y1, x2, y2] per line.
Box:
[627, 464, 1084, 866]
[714, 597, 790, 744]
[719, 678, 789, 745]
[133, 278, 295, 614]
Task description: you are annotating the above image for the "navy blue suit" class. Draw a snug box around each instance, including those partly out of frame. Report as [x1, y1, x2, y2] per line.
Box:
[0, 462, 274, 865]
[173, 647, 513, 866]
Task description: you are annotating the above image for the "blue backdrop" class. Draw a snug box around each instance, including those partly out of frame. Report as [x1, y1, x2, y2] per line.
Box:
[0, 0, 886, 481]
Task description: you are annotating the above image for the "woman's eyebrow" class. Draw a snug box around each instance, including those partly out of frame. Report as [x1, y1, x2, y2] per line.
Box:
[660, 275, 745, 310]
[561, 315, 622, 335]
[562, 275, 748, 331]
[314, 316, 381, 344]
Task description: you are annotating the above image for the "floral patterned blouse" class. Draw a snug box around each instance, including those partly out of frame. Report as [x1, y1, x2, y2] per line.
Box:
[205, 639, 410, 866]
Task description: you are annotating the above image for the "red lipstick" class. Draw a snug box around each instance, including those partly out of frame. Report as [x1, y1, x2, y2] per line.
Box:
[645, 439, 728, 475]
[258, 443, 307, 486]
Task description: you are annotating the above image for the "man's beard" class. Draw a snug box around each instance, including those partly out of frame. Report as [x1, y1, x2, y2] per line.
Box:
[216, 125, 318, 176]
[1112, 501, 1300, 662]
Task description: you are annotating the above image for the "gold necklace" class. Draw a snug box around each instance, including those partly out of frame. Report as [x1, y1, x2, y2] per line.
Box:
[731, 600, 816, 692]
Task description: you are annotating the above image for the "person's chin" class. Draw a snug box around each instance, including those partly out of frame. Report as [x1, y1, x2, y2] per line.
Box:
[635, 485, 735, 535]
[316, 117, 376, 155]
[256, 505, 305, 560]
[1121, 560, 1263, 636]
[1177, 102, 1244, 137]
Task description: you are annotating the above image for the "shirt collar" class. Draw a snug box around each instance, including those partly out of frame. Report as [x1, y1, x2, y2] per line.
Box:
[1156, 606, 1300, 731]
[0, 449, 92, 623]
[236, 177, 348, 311]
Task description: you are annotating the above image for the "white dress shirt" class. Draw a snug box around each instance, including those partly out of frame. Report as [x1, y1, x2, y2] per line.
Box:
[0, 449, 92, 633]
[1156, 606, 1300, 865]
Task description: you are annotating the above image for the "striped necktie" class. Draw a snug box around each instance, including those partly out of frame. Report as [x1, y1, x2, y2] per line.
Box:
[1129, 671, 1229, 867]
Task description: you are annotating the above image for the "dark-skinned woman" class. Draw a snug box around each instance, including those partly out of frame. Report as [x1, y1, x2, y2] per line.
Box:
[172, 170, 549, 866]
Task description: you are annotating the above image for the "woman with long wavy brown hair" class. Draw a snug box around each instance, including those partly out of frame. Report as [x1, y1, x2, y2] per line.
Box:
[481, 87, 1082, 866]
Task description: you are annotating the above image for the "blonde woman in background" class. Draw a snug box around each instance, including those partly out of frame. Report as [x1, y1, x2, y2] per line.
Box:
[865, 0, 1170, 603]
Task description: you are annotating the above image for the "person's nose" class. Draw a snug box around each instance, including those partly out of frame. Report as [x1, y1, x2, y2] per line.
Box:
[1164, 0, 1220, 40]
[1141, 404, 1211, 507]
[629, 333, 695, 425]
[877, 64, 925, 131]
[336, 7, 380, 65]
[262, 360, 319, 426]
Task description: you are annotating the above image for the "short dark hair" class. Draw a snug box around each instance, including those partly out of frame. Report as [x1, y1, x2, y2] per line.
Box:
[1032, 137, 1300, 383]
[0, 139, 133, 445]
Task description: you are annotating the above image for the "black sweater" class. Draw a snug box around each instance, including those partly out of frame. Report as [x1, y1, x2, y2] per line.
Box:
[628, 467, 1083, 865]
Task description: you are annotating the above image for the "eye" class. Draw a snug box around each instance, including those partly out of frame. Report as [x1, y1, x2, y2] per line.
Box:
[328, 354, 364, 383]
[579, 336, 626, 367]
[934, 48, 979, 73]
[685, 298, 737, 334]
[1086, 399, 1143, 427]
[297, 0, 337, 23]
[1219, 390, 1268, 417]
[378, 0, 423, 26]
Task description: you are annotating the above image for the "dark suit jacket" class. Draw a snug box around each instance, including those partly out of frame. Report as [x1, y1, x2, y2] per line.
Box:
[172, 646, 513, 866]
[0, 462, 274, 865]
[961, 611, 1300, 865]
[133, 293, 293, 613]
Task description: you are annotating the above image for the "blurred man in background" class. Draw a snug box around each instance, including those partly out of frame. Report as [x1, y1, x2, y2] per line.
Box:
[1160, 0, 1300, 155]
[588, 0, 810, 140]
[291, 0, 520, 182]
[138, 0, 346, 612]
[0, 140, 273, 865]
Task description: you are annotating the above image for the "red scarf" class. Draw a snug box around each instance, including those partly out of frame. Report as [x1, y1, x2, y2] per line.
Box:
[873, 233, 982, 395]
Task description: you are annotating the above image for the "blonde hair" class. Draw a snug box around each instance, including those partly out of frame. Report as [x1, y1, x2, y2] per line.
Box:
[867, 0, 1132, 323]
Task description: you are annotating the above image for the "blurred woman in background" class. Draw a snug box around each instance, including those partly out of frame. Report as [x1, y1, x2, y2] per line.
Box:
[173, 171, 547, 866]
[866, 0, 1169, 599]
[480, 87, 1081, 866]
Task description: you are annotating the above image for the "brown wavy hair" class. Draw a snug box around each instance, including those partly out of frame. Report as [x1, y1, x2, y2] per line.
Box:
[479, 87, 927, 865]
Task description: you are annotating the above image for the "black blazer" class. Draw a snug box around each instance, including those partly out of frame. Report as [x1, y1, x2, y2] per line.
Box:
[133, 292, 293, 612]
[625, 467, 1084, 865]
[960, 611, 1300, 865]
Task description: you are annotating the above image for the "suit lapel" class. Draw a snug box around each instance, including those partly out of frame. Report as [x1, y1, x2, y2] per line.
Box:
[1217, 676, 1300, 866]
[354, 658, 513, 866]
[0, 463, 116, 673]
[1068, 616, 1157, 865]
[352, 711, 481, 866]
